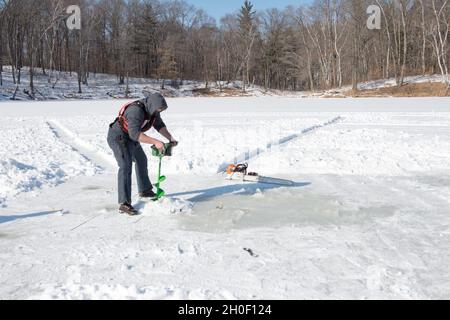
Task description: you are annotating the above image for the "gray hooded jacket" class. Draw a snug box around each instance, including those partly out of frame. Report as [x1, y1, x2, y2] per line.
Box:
[122, 93, 168, 142]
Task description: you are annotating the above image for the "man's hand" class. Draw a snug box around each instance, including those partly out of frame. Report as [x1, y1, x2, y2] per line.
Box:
[154, 140, 165, 151]
[170, 139, 179, 147]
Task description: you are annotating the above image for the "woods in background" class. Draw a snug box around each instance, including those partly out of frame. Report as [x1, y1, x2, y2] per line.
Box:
[0, 0, 448, 97]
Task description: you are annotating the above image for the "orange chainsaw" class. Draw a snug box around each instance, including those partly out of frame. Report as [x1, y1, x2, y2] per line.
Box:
[225, 163, 294, 186]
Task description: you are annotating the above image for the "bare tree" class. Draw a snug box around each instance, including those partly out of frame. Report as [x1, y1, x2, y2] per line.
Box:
[0, 0, 6, 86]
[331, 0, 348, 88]
[418, 0, 427, 75]
[428, 0, 449, 85]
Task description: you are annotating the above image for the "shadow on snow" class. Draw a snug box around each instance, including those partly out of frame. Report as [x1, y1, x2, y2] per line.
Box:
[0, 210, 61, 225]
[168, 181, 311, 202]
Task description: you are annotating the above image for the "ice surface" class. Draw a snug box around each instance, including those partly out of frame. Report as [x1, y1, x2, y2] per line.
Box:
[1, 97, 450, 299]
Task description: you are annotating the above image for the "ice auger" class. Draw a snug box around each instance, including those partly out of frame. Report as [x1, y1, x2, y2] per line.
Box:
[151, 142, 176, 200]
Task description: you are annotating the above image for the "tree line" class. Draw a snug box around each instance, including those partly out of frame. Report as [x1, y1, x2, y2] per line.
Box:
[0, 0, 448, 97]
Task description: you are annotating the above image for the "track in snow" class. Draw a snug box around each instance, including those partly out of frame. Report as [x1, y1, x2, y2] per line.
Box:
[46, 120, 116, 172]
[217, 116, 343, 172]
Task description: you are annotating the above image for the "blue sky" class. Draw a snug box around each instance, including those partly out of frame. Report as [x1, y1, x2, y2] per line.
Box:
[185, 0, 311, 22]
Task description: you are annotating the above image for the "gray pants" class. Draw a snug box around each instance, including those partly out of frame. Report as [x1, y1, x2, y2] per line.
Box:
[107, 125, 152, 204]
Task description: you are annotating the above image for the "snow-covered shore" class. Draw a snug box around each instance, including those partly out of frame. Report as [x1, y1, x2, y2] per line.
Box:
[1, 66, 447, 101]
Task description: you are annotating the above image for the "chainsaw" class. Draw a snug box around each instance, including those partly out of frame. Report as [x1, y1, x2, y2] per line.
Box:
[225, 163, 294, 186]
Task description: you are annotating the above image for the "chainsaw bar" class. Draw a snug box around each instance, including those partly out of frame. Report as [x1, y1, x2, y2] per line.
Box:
[226, 172, 294, 186]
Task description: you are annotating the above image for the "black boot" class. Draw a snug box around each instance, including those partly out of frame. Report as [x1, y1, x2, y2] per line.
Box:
[139, 189, 157, 200]
[119, 202, 139, 216]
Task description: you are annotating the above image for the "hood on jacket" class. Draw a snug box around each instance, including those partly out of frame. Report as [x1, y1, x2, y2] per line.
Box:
[139, 93, 168, 117]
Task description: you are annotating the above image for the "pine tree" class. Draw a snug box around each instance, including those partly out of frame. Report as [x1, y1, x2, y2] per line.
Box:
[239, 1, 256, 35]
[238, 1, 257, 92]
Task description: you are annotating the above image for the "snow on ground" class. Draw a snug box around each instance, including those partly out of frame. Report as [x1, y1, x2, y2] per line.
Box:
[2, 65, 446, 102]
[1, 97, 450, 299]
[0, 66, 305, 101]
[0, 65, 209, 100]
[358, 74, 446, 90]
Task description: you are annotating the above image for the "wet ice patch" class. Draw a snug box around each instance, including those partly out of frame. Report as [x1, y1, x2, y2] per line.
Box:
[416, 175, 450, 188]
[179, 188, 398, 232]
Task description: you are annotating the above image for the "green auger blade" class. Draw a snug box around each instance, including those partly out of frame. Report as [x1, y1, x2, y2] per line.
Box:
[156, 188, 165, 199]
[158, 176, 166, 183]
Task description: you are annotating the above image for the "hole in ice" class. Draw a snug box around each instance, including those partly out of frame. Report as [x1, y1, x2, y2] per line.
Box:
[82, 185, 103, 191]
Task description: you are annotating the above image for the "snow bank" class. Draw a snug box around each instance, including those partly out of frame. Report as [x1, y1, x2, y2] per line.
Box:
[0, 118, 99, 206]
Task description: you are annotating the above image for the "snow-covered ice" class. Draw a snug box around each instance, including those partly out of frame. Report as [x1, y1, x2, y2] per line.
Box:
[1, 97, 450, 299]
